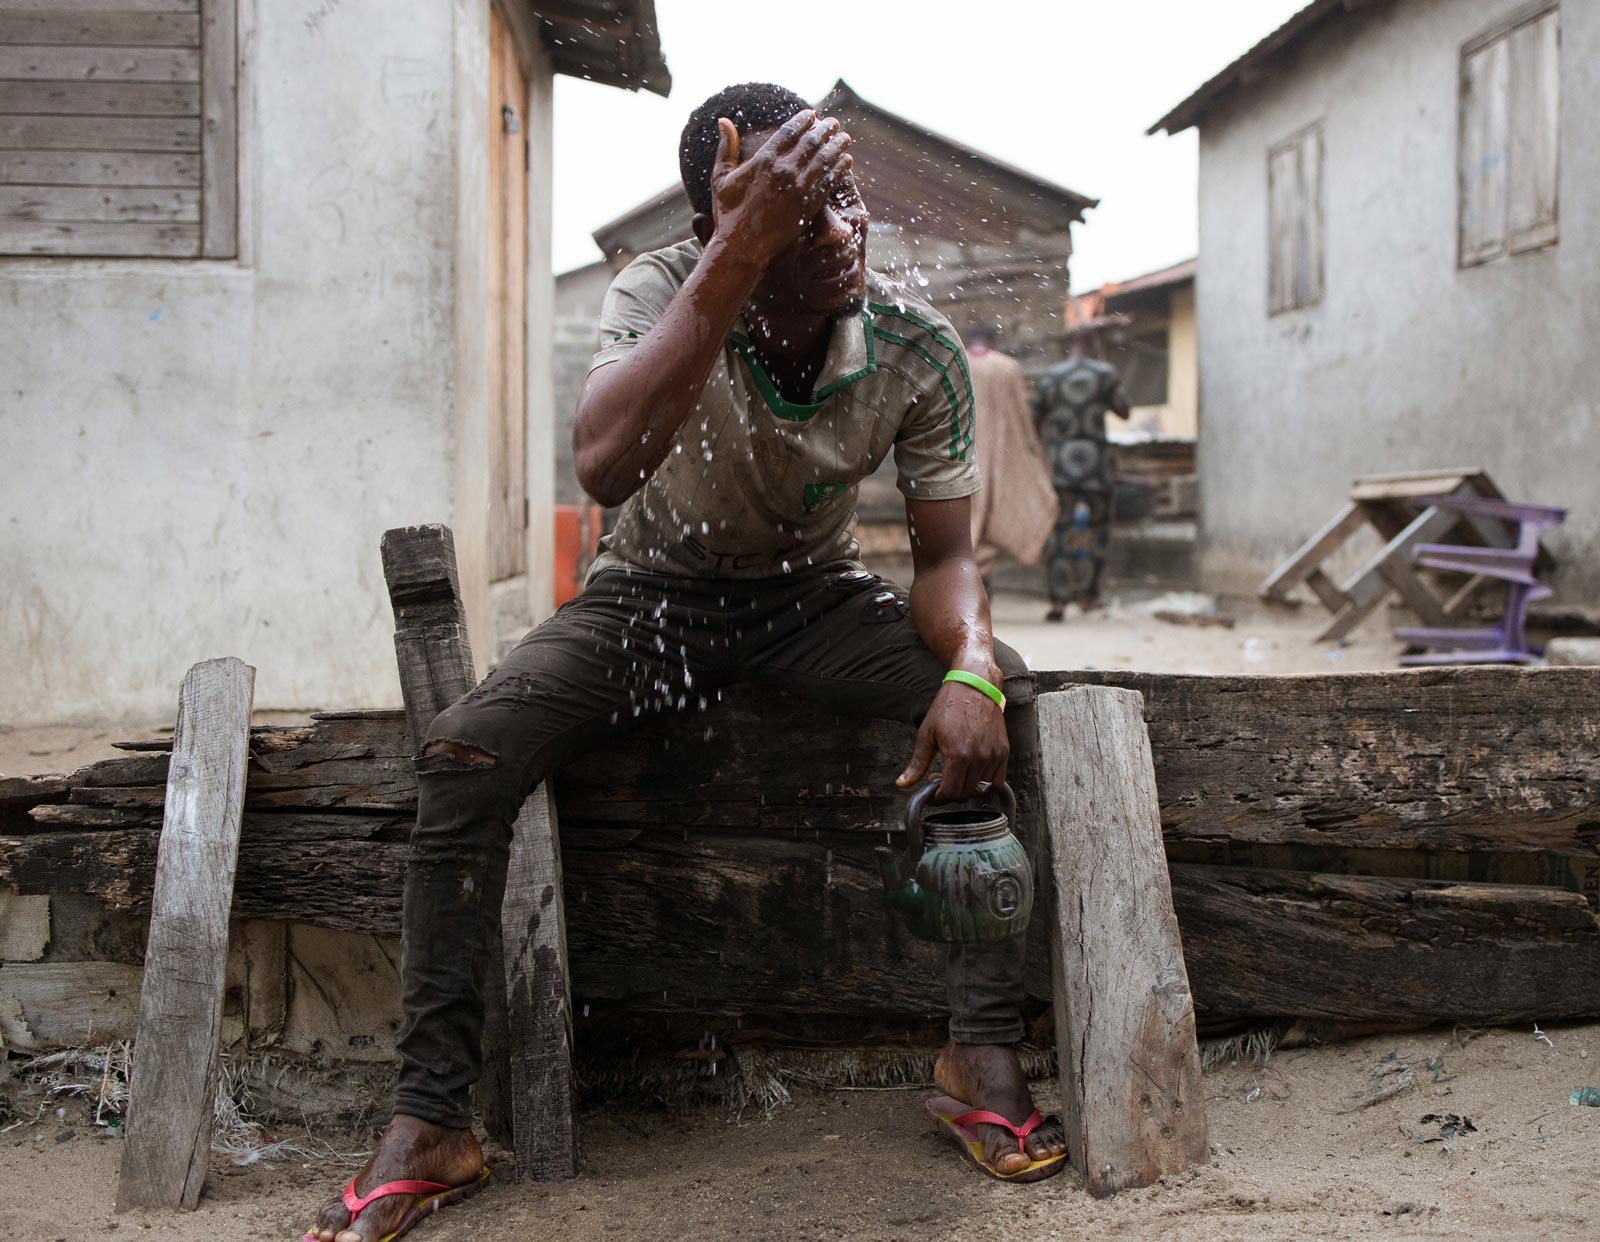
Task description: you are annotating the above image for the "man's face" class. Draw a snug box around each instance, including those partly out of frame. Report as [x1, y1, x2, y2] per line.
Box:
[737, 125, 870, 320]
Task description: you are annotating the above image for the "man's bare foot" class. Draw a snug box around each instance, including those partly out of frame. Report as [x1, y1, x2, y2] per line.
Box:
[308, 1114, 483, 1242]
[1044, 605, 1065, 623]
[934, 1041, 1066, 1175]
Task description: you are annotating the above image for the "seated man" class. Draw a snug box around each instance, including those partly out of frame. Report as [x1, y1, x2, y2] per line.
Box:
[309, 81, 1065, 1242]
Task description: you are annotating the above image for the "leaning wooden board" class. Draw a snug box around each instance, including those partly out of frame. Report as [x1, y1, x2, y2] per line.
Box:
[2, 669, 1598, 1037]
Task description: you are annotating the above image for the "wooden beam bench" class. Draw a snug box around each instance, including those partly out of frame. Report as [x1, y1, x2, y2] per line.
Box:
[5, 667, 1597, 1036]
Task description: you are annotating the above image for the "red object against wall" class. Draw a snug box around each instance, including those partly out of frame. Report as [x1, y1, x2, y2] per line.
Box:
[553, 504, 603, 608]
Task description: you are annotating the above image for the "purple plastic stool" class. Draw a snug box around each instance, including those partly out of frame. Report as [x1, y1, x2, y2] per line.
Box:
[1395, 494, 1565, 665]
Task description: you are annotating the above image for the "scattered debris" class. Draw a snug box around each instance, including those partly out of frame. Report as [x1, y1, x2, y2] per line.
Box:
[1340, 1048, 1417, 1113]
[1153, 608, 1235, 629]
[1420, 1113, 1477, 1140]
[9, 1042, 369, 1168]
[1534, 1024, 1555, 1048]
[1570, 1087, 1600, 1107]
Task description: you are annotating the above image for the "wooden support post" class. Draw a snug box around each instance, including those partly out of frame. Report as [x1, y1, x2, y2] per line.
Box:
[1036, 685, 1208, 1198]
[501, 783, 578, 1179]
[118, 657, 254, 1211]
[381, 524, 577, 1177]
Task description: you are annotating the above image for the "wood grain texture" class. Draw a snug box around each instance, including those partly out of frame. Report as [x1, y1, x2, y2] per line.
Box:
[501, 782, 578, 1179]
[117, 657, 254, 1212]
[381, 524, 477, 746]
[197, 0, 233, 256]
[0, 10, 200, 45]
[0, 184, 197, 220]
[0, 114, 199, 150]
[0, 961, 143, 1052]
[1037, 686, 1207, 1197]
[0, 45, 199, 81]
[1173, 865, 1600, 1024]
[0, 217, 197, 253]
[1038, 669, 1600, 855]
[0, 149, 199, 186]
[0, 80, 199, 116]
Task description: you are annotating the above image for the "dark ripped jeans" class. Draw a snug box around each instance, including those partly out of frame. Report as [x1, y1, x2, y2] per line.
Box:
[396, 563, 1036, 1129]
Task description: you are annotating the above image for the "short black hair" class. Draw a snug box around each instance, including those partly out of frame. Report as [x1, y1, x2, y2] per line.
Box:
[679, 82, 811, 217]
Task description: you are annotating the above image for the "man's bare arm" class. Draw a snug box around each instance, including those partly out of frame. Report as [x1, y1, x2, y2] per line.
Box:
[572, 110, 851, 506]
[897, 495, 1009, 802]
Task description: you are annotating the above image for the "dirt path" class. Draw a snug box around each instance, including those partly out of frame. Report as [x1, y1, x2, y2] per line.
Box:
[2, 1026, 1595, 1241]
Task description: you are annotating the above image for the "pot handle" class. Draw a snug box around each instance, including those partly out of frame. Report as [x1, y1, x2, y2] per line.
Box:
[906, 780, 1017, 853]
[904, 778, 939, 860]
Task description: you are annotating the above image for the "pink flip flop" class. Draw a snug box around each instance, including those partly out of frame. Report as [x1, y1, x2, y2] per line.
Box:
[925, 1095, 1067, 1183]
[301, 1167, 491, 1242]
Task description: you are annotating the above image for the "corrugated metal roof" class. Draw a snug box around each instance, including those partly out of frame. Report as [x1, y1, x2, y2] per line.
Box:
[533, 1, 671, 97]
[1149, 0, 1396, 135]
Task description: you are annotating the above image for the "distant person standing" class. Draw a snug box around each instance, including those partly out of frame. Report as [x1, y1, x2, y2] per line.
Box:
[965, 325, 1057, 589]
[1033, 323, 1131, 620]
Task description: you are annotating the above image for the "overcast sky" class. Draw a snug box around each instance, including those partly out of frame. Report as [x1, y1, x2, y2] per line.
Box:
[550, 0, 1306, 289]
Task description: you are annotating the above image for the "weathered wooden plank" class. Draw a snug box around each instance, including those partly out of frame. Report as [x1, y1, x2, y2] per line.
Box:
[0, 114, 198, 149]
[0, 886, 50, 961]
[0, 148, 198, 186]
[1173, 865, 1600, 1025]
[224, 920, 286, 1050]
[502, 783, 578, 1180]
[4, 812, 1600, 1032]
[0, 0, 196, 12]
[197, 0, 234, 256]
[0, 10, 200, 45]
[1039, 668, 1600, 855]
[0, 961, 143, 1053]
[0, 45, 198, 82]
[0, 218, 197, 253]
[0, 184, 198, 220]
[118, 656, 254, 1213]
[381, 524, 476, 745]
[1258, 501, 1363, 600]
[1038, 687, 1206, 1196]
[0, 80, 198, 116]
[1460, 31, 1510, 265]
[9, 669, 1598, 859]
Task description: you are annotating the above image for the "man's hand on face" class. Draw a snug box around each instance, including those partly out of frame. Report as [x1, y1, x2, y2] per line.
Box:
[896, 678, 1010, 803]
[709, 109, 853, 266]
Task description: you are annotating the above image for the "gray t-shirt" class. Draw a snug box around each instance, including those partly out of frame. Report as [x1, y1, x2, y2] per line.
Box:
[586, 239, 979, 579]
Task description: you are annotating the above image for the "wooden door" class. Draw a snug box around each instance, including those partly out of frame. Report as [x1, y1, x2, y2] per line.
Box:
[487, 4, 529, 582]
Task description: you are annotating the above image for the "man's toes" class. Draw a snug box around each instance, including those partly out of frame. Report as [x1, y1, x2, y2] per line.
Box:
[313, 1203, 350, 1241]
[1025, 1131, 1066, 1161]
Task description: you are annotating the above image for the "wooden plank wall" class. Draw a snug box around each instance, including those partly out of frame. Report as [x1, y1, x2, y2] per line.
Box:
[0, 0, 234, 257]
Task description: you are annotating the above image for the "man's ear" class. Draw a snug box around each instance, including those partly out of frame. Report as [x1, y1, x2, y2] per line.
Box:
[691, 213, 714, 245]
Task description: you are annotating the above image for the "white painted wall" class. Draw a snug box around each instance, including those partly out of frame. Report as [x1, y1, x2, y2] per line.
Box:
[3, 0, 458, 726]
[1195, 0, 1600, 604]
[1, 1, 573, 726]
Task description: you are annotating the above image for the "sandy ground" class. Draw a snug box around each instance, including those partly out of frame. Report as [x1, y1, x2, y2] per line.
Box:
[8, 591, 1593, 1240]
[1, 1025, 1596, 1241]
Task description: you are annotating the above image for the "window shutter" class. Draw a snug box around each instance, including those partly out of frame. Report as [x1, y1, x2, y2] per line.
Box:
[1459, 2, 1558, 268]
[1459, 35, 1510, 266]
[1268, 124, 1324, 315]
[1506, 7, 1559, 254]
[0, 0, 235, 258]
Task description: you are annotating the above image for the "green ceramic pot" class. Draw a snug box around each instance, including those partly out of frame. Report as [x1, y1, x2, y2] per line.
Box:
[876, 781, 1033, 943]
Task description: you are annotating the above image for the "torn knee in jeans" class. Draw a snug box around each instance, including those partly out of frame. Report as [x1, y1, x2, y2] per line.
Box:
[416, 739, 499, 771]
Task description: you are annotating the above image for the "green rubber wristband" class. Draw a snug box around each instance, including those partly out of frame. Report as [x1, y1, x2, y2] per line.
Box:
[943, 669, 1006, 711]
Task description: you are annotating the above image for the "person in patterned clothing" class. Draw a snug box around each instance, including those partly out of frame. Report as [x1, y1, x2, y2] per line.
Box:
[1033, 324, 1131, 619]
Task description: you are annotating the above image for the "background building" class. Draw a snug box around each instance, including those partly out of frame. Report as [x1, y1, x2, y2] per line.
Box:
[2, 1, 669, 723]
[1153, 0, 1597, 606]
